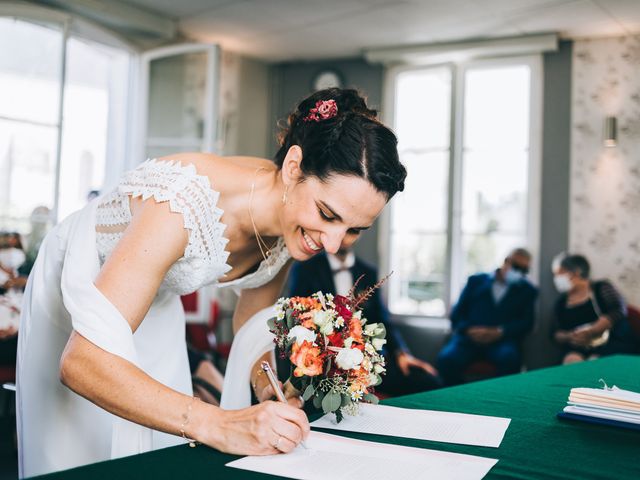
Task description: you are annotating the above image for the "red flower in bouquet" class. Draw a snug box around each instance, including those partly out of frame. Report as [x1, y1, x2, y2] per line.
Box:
[326, 332, 344, 348]
[333, 295, 353, 321]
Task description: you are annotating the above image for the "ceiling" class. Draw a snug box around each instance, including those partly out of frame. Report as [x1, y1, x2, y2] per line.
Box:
[121, 0, 640, 62]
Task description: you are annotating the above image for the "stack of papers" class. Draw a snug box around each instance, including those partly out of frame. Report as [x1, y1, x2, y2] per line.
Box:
[558, 385, 640, 431]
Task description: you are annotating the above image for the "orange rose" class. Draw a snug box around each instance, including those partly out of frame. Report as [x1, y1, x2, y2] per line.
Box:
[349, 368, 371, 394]
[349, 318, 364, 343]
[291, 297, 321, 310]
[290, 340, 324, 377]
[299, 311, 317, 329]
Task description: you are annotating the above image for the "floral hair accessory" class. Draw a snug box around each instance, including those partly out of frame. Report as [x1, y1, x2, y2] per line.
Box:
[303, 99, 338, 122]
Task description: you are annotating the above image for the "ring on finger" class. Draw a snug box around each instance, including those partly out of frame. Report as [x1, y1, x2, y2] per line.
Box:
[272, 435, 282, 451]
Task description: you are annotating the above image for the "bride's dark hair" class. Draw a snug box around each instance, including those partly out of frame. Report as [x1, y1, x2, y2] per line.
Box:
[274, 88, 406, 199]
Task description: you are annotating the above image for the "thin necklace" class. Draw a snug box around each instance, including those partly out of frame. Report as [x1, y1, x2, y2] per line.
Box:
[249, 167, 277, 272]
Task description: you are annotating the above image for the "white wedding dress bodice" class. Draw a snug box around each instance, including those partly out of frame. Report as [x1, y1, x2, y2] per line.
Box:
[16, 158, 289, 478]
[95, 158, 290, 295]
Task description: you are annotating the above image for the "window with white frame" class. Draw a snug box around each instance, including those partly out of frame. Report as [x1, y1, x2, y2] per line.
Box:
[386, 57, 541, 317]
[0, 14, 132, 233]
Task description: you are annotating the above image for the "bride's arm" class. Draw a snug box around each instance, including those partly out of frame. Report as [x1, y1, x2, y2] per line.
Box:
[59, 200, 307, 454]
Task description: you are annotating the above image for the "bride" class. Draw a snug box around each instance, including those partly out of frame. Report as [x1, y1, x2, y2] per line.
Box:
[16, 88, 407, 477]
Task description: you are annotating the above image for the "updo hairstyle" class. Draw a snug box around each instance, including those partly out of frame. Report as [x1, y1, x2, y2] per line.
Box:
[274, 88, 406, 199]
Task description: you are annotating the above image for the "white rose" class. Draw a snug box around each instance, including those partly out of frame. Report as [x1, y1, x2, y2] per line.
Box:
[335, 347, 364, 370]
[319, 321, 334, 335]
[287, 325, 316, 345]
[313, 310, 332, 328]
[364, 323, 377, 335]
[372, 338, 387, 351]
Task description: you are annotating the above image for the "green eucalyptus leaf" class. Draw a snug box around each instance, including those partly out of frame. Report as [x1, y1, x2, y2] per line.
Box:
[321, 391, 341, 414]
[266, 317, 276, 330]
[363, 393, 379, 405]
[286, 309, 296, 329]
[302, 384, 315, 401]
[313, 391, 324, 409]
[340, 394, 351, 407]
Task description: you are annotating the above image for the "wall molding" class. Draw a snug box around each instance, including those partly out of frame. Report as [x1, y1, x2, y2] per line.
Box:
[364, 33, 558, 66]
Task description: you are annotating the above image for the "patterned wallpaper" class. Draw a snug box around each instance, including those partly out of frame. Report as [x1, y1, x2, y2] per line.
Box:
[571, 35, 640, 304]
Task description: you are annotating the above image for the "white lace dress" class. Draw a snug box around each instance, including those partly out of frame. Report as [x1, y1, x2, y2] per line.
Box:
[16, 159, 290, 478]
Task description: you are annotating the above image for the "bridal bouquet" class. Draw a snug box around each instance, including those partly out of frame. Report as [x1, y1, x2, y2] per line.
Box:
[268, 280, 388, 422]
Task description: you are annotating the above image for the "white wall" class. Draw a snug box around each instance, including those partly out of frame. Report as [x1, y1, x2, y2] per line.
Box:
[570, 36, 640, 304]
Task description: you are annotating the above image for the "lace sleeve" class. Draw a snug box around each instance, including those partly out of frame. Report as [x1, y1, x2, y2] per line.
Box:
[118, 159, 231, 290]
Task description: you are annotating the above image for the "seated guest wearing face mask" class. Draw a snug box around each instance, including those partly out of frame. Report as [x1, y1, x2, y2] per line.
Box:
[550, 253, 635, 364]
[436, 248, 538, 386]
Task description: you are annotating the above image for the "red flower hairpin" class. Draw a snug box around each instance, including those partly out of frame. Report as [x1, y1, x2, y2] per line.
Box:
[303, 99, 338, 122]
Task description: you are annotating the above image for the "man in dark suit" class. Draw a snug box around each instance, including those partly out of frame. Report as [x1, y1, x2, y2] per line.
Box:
[288, 248, 442, 396]
[436, 248, 539, 385]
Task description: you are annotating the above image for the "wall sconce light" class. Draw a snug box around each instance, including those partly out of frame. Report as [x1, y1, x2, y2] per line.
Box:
[603, 116, 617, 147]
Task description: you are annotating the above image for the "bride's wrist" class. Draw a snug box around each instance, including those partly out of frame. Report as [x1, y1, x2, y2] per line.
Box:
[189, 400, 223, 447]
[251, 366, 270, 401]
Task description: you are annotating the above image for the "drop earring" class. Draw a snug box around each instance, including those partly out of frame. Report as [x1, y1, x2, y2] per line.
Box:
[282, 186, 288, 205]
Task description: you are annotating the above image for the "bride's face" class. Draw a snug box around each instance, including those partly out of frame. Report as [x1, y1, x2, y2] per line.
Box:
[280, 160, 387, 261]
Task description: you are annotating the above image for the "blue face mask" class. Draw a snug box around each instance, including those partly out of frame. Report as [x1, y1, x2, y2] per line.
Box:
[504, 268, 524, 285]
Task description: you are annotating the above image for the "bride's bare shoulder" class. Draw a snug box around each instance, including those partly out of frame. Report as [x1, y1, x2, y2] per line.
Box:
[157, 153, 274, 176]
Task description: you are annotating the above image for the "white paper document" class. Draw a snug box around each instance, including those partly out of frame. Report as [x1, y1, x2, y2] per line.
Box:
[227, 431, 498, 480]
[311, 404, 510, 448]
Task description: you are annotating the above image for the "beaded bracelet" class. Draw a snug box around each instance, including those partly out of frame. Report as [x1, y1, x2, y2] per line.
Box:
[180, 396, 199, 447]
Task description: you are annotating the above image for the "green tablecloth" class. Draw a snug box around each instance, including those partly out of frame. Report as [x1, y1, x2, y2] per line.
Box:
[34, 355, 640, 479]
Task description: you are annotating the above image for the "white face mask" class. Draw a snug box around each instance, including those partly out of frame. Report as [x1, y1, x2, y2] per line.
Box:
[0, 248, 26, 271]
[504, 268, 524, 285]
[553, 273, 572, 293]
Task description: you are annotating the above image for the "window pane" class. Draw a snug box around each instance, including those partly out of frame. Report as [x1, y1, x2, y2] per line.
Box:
[0, 19, 62, 233]
[460, 149, 528, 235]
[463, 65, 530, 151]
[57, 36, 130, 220]
[0, 119, 58, 233]
[0, 18, 63, 125]
[395, 68, 451, 151]
[147, 52, 208, 141]
[460, 233, 527, 282]
[390, 67, 452, 316]
[460, 64, 531, 284]
[389, 233, 447, 316]
[392, 151, 449, 233]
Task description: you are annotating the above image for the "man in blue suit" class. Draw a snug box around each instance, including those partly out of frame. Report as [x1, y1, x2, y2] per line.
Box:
[437, 248, 538, 385]
[288, 248, 442, 396]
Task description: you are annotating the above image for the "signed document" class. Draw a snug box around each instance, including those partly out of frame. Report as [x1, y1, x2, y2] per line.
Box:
[227, 431, 498, 480]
